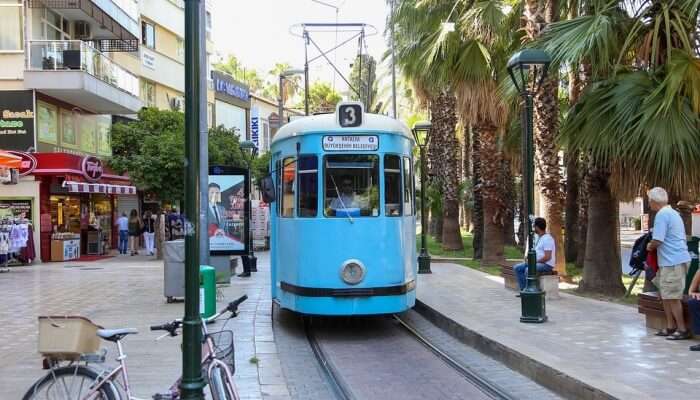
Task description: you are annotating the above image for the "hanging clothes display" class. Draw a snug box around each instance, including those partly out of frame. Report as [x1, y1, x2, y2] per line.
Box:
[0, 217, 33, 270]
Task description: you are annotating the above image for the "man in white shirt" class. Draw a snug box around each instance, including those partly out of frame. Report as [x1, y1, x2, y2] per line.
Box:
[330, 178, 359, 211]
[513, 217, 555, 292]
[115, 212, 129, 255]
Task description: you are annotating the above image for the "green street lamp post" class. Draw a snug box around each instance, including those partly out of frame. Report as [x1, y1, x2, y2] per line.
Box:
[507, 49, 551, 324]
[240, 140, 258, 276]
[182, 0, 205, 398]
[412, 121, 432, 274]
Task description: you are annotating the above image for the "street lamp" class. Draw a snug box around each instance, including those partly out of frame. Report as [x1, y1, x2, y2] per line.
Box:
[412, 121, 432, 274]
[507, 49, 551, 324]
[278, 69, 304, 130]
[239, 140, 258, 277]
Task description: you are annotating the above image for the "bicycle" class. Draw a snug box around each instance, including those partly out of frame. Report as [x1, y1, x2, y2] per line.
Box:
[23, 295, 248, 400]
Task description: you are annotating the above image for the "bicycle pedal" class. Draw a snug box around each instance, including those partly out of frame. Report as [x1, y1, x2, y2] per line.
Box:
[152, 394, 174, 400]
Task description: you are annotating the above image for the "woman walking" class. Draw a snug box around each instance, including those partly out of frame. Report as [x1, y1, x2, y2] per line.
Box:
[142, 210, 156, 256]
[128, 209, 142, 256]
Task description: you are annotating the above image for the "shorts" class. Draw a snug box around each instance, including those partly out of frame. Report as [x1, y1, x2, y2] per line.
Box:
[652, 263, 687, 300]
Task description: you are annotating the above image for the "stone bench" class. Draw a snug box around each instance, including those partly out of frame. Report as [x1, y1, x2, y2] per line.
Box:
[637, 291, 691, 331]
[501, 265, 560, 299]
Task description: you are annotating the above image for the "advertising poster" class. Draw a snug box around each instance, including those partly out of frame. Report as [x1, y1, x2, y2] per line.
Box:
[208, 166, 249, 255]
[0, 199, 32, 221]
[37, 102, 58, 144]
[0, 90, 35, 151]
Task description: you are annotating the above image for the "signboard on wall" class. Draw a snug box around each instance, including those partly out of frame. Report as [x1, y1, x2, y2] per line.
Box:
[0, 90, 35, 151]
[250, 107, 260, 148]
[208, 166, 249, 256]
[0, 199, 32, 220]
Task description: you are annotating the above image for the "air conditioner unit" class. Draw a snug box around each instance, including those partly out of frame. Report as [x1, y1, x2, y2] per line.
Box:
[74, 21, 91, 40]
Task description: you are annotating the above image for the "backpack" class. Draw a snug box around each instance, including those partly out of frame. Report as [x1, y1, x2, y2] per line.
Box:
[629, 232, 652, 275]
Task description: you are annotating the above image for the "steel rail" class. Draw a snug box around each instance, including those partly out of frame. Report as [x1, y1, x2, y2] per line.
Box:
[393, 315, 517, 400]
[303, 317, 355, 400]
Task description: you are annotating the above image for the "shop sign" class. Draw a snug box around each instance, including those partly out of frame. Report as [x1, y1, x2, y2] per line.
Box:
[5, 151, 37, 176]
[142, 51, 156, 70]
[250, 107, 260, 148]
[81, 156, 104, 181]
[212, 71, 249, 102]
[0, 90, 35, 151]
[0, 199, 32, 220]
[322, 135, 379, 151]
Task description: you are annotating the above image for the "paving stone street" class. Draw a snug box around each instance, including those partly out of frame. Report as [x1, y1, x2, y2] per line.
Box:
[0, 252, 289, 400]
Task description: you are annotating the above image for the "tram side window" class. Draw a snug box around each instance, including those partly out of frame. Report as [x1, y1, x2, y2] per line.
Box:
[275, 159, 282, 216]
[297, 155, 318, 217]
[324, 155, 379, 217]
[403, 156, 414, 216]
[384, 155, 402, 217]
[282, 157, 295, 217]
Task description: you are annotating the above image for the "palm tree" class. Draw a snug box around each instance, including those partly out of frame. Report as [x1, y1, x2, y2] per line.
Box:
[393, 0, 465, 251]
[520, 0, 568, 275]
[539, 0, 700, 295]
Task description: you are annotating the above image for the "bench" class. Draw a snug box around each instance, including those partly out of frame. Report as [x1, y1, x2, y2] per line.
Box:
[501, 264, 560, 299]
[637, 292, 692, 332]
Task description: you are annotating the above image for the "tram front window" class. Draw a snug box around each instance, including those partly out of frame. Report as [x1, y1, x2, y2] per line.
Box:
[324, 154, 379, 217]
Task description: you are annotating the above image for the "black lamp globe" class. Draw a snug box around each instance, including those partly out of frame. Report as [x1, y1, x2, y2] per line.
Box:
[411, 121, 432, 148]
[506, 49, 552, 96]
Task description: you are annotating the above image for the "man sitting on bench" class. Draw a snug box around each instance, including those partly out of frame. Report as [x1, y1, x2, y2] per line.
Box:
[513, 217, 555, 295]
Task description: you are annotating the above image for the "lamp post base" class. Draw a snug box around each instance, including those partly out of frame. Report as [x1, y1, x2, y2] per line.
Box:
[418, 253, 431, 274]
[520, 289, 547, 323]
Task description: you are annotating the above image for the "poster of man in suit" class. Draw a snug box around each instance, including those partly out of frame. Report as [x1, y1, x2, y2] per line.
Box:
[207, 175, 245, 252]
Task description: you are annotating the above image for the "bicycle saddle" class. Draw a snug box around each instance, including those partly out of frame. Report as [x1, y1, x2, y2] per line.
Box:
[97, 328, 138, 342]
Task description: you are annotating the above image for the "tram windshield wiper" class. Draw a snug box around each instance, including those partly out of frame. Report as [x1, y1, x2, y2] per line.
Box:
[329, 174, 354, 224]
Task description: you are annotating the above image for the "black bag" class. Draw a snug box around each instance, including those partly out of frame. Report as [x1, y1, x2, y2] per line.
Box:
[629, 232, 652, 275]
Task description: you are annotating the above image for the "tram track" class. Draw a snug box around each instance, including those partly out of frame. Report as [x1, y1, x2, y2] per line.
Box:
[302, 313, 518, 400]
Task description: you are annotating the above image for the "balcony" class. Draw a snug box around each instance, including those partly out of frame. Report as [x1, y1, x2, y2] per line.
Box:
[28, 0, 139, 52]
[24, 40, 142, 114]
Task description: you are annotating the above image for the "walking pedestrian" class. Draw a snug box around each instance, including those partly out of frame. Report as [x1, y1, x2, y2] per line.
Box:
[647, 187, 692, 340]
[115, 212, 129, 255]
[128, 209, 142, 256]
[512, 217, 555, 293]
[142, 210, 156, 256]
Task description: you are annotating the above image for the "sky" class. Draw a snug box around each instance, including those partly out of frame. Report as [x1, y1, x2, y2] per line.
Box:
[212, 0, 391, 97]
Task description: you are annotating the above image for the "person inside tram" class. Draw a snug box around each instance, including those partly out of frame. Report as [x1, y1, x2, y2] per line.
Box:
[330, 177, 360, 211]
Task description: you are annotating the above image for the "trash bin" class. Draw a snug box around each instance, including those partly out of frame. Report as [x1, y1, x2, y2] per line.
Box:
[199, 265, 216, 318]
[164, 240, 185, 302]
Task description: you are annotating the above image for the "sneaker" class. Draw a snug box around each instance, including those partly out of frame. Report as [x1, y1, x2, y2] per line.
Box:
[690, 344, 700, 351]
[237, 272, 251, 278]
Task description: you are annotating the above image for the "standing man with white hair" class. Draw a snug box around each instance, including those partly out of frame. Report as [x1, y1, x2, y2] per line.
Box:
[647, 187, 692, 340]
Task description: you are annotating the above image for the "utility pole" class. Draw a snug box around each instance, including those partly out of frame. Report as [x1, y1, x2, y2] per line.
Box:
[390, 0, 397, 119]
[182, 0, 205, 398]
[198, 0, 209, 265]
[304, 30, 310, 116]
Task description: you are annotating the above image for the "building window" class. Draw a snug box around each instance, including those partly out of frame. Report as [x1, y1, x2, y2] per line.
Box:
[205, 11, 212, 40]
[37, 101, 58, 144]
[176, 37, 184, 62]
[140, 79, 156, 107]
[384, 155, 402, 217]
[141, 20, 155, 49]
[38, 6, 70, 41]
[297, 156, 318, 217]
[207, 102, 214, 128]
[0, 1, 22, 50]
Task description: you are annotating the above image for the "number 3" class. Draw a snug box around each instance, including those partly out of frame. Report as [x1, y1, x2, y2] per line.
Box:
[344, 107, 356, 125]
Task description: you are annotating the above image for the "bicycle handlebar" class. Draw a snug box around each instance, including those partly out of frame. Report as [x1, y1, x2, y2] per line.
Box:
[150, 295, 248, 336]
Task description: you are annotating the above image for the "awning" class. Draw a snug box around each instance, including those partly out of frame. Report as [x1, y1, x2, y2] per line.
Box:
[0, 151, 22, 169]
[62, 181, 136, 195]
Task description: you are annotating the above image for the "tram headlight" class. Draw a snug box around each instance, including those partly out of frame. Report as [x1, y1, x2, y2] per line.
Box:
[340, 259, 365, 285]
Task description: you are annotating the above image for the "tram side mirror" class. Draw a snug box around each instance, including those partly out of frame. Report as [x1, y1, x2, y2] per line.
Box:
[261, 176, 276, 203]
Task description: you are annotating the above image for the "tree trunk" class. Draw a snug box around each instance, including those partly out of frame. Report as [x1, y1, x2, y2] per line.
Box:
[477, 120, 504, 266]
[472, 125, 483, 259]
[517, 191, 525, 251]
[155, 209, 165, 260]
[576, 154, 590, 268]
[578, 166, 625, 296]
[428, 91, 461, 248]
[502, 159, 517, 246]
[462, 124, 472, 231]
[565, 153, 579, 262]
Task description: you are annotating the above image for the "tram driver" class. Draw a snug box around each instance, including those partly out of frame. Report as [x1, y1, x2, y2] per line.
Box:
[330, 177, 360, 211]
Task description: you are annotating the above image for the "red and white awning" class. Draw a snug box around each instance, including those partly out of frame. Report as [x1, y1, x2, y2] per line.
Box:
[62, 181, 136, 195]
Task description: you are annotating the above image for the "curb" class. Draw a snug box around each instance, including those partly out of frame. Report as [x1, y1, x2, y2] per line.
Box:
[413, 300, 617, 400]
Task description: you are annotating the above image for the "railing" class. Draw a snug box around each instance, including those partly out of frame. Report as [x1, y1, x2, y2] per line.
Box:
[27, 40, 139, 97]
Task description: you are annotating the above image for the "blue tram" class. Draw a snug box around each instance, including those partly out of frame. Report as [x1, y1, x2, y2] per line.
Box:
[268, 102, 417, 315]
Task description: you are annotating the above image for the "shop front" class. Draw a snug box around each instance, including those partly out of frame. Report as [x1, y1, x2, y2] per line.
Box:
[32, 153, 135, 262]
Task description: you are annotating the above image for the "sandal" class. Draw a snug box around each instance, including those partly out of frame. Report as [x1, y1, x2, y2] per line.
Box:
[666, 330, 691, 340]
[655, 328, 676, 336]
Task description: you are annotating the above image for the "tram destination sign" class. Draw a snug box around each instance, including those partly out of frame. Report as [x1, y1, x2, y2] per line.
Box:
[322, 135, 378, 151]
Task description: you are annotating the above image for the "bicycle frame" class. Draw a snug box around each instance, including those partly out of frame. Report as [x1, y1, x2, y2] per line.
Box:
[79, 319, 238, 400]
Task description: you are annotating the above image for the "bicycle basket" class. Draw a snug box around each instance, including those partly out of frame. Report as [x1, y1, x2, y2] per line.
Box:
[38, 316, 103, 360]
[208, 330, 234, 374]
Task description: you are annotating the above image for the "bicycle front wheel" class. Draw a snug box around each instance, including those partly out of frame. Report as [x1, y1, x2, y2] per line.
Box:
[23, 365, 118, 400]
[209, 364, 237, 400]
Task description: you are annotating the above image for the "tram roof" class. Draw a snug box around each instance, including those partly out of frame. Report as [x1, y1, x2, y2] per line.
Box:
[271, 112, 413, 145]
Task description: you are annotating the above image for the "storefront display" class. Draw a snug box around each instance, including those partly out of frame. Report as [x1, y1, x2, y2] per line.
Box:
[50, 232, 80, 261]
